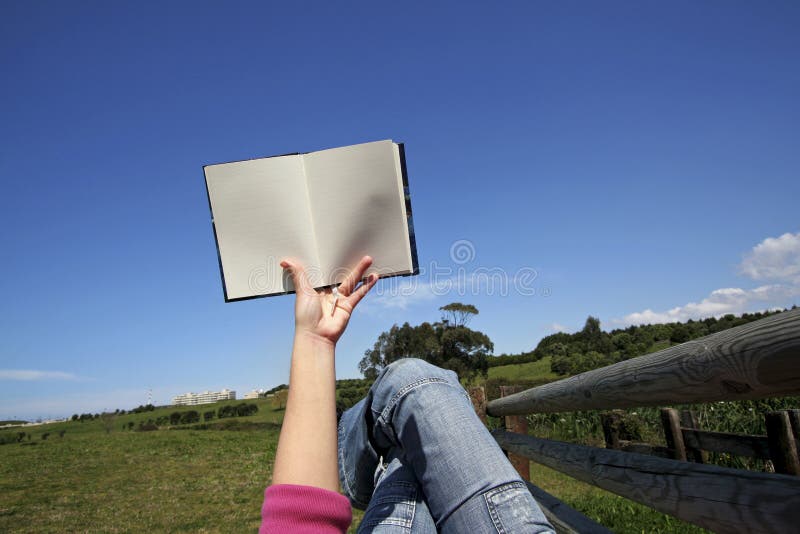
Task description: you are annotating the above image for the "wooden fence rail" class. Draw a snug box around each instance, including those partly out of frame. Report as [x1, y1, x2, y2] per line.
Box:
[480, 309, 800, 531]
[493, 429, 800, 534]
[487, 308, 800, 417]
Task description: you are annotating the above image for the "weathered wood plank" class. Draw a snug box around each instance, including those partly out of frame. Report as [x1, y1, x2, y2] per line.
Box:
[660, 408, 687, 461]
[788, 409, 800, 445]
[679, 410, 708, 463]
[524, 481, 613, 534]
[600, 411, 621, 450]
[468, 386, 487, 425]
[766, 411, 800, 475]
[488, 308, 800, 416]
[618, 440, 672, 458]
[682, 428, 771, 459]
[493, 429, 800, 534]
[500, 385, 530, 481]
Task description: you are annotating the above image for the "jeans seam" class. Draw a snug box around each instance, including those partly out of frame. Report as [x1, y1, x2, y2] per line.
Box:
[360, 483, 418, 529]
[337, 418, 356, 502]
[483, 481, 528, 534]
[379, 377, 469, 424]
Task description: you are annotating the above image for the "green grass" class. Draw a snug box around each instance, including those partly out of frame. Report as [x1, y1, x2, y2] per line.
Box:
[4, 374, 784, 533]
[1, 429, 274, 532]
[0, 397, 372, 533]
[488, 356, 558, 381]
[0, 398, 282, 532]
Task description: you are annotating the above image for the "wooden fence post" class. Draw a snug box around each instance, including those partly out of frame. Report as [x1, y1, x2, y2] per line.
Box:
[600, 411, 622, 450]
[787, 409, 800, 447]
[660, 408, 687, 462]
[469, 386, 487, 425]
[500, 385, 530, 481]
[765, 411, 800, 476]
[679, 409, 707, 464]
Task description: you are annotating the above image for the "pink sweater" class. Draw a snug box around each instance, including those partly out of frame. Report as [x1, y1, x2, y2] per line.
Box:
[260, 484, 352, 533]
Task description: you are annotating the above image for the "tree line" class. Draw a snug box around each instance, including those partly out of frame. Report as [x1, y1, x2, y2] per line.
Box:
[354, 303, 791, 389]
[358, 302, 492, 382]
[543, 310, 787, 375]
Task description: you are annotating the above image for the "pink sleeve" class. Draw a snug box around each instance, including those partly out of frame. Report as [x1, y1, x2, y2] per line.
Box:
[260, 484, 352, 534]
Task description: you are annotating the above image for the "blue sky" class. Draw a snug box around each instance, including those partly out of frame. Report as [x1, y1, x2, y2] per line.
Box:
[1, 1, 798, 420]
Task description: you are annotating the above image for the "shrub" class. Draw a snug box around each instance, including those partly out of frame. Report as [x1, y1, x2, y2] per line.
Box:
[179, 410, 200, 424]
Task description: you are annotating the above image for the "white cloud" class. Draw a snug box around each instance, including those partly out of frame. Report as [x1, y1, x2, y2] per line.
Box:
[740, 232, 800, 282]
[617, 284, 799, 326]
[367, 279, 439, 311]
[549, 322, 569, 333]
[614, 231, 800, 327]
[0, 370, 81, 381]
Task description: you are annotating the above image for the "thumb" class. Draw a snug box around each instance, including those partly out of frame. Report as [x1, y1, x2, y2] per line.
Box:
[280, 259, 313, 295]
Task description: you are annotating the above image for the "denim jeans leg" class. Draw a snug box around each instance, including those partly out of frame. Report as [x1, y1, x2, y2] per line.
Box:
[357, 452, 437, 533]
[339, 397, 381, 509]
[342, 358, 553, 533]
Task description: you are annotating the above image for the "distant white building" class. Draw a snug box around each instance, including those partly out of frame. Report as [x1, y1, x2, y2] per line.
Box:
[243, 389, 265, 400]
[172, 389, 236, 406]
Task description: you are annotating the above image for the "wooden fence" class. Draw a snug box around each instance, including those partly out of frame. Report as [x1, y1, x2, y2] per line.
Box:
[471, 308, 800, 533]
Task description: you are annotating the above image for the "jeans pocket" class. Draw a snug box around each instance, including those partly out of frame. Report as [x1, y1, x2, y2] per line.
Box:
[485, 481, 549, 534]
[358, 481, 417, 533]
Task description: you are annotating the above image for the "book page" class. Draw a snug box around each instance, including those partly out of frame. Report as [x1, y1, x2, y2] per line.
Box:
[204, 155, 321, 300]
[303, 140, 413, 285]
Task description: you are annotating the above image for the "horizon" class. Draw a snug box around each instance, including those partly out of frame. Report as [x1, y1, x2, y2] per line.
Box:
[2, 2, 799, 420]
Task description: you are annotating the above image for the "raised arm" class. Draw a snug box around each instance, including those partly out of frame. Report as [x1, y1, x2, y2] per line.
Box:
[271, 255, 378, 491]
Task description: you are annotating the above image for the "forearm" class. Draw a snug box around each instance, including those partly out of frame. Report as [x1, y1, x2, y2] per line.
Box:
[271, 331, 340, 492]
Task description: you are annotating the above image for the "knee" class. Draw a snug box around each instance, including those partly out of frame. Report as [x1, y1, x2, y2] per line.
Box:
[382, 358, 460, 388]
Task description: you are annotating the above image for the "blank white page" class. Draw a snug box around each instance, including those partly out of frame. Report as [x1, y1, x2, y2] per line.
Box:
[303, 140, 413, 284]
[205, 155, 321, 299]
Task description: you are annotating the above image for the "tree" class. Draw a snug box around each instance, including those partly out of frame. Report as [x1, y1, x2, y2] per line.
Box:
[100, 412, 116, 434]
[359, 322, 439, 379]
[179, 410, 200, 424]
[438, 325, 492, 382]
[359, 306, 493, 382]
[273, 389, 289, 411]
[670, 324, 690, 343]
[439, 303, 479, 327]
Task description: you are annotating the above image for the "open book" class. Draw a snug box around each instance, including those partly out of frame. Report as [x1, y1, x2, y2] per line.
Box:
[204, 140, 419, 302]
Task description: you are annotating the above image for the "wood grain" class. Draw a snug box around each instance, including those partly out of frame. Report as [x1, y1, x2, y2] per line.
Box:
[682, 428, 771, 459]
[766, 411, 800, 475]
[493, 429, 800, 534]
[679, 410, 708, 463]
[500, 385, 530, 481]
[488, 308, 800, 416]
[660, 408, 687, 461]
[468, 386, 487, 425]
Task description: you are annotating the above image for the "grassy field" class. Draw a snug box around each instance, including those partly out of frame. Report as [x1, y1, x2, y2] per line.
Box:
[0, 397, 369, 533]
[1, 398, 281, 532]
[488, 356, 559, 382]
[3, 358, 783, 533]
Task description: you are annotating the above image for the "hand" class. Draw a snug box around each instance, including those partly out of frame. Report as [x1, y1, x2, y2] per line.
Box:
[280, 255, 378, 345]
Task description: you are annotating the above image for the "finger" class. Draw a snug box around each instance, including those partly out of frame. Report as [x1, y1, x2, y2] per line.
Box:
[338, 255, 373, 296]
[280, 259, 314, 296]
[345, 272, 379, 309]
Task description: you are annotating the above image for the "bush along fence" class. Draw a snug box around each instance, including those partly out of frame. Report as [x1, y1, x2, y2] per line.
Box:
[469, 308, 800, 533]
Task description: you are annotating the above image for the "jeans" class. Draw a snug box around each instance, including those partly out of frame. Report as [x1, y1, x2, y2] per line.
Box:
[338, 359, 554, 533]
